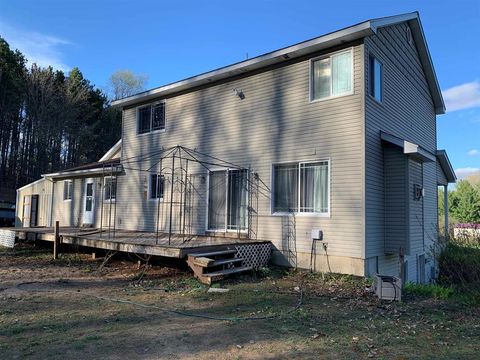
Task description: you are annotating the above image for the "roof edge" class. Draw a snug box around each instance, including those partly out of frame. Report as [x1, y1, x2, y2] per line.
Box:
[436, 150, 457, 183]
[99, 139, 122, 162]
[111, 12, 445, 116]
[16, 177, 46, 192]
[111, 20, 374, 107]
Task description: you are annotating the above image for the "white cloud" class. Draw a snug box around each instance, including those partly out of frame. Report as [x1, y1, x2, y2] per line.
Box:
[442, 80, 480, 112]
[0, 21, 71, 72]
[455, 167, 480, 179]
[467, 149, 480, 156]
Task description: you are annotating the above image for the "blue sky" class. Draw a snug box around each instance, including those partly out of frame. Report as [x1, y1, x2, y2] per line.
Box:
[1, 0, 479, 178]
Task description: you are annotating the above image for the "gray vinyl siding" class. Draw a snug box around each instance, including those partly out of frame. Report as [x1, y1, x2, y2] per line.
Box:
[408, 159, 424, 257]
[364, 23, 438, 281]
[15, 179, 52, 227]
[437, 161, 448, 186]
[117, 44, 366, 269]
[384, 145, 407, 254]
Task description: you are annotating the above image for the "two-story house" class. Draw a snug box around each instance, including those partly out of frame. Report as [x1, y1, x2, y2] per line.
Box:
[15, 12, 456, 283]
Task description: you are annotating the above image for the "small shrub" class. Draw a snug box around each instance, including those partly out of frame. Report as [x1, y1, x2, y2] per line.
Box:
[256, 266, 272, 278]
[404, 283, 454, 299]
[438, 243, 480, 290]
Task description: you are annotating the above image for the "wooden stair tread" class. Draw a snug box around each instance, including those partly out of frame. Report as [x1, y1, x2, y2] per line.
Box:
[193, 257, 243, 268]
[189, 249, 236, 258]
[192, 257, 214, 267]
[205, 266, 252, 277]
[211, 258, 243, 266]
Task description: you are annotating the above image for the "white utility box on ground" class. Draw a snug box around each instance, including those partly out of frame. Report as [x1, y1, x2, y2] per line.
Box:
[373, 275, 402, 301]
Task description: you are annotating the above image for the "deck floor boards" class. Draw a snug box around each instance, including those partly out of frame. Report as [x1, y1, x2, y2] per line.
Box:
[7, 227, 269, 258]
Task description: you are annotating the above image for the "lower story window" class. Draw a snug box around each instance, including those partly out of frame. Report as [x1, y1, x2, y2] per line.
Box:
[63, 180, 73, 200]
[104, 177, 117, 201]
[273, 160, 329, 214]
[150, 174, 164, 199]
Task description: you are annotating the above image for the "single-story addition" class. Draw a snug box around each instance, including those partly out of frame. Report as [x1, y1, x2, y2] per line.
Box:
[15, 12, 456, 284]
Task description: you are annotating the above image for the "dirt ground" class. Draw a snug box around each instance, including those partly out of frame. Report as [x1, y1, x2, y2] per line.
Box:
[0, 243, 479, 359]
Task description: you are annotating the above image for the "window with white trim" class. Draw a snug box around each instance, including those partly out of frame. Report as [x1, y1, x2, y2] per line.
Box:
[138, 102, 166, 134]
[273, 161, 329, 214]
[63, 180, 73, 200]
[149, 174, 164, 200]
[311, 49, 353, 101]
[104, 177, 116, 201]
[369, 55, 383, 102]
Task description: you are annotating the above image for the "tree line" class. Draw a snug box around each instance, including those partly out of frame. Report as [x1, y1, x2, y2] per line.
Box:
[0, 36, 146, 201]
[439, 177, 480, 225]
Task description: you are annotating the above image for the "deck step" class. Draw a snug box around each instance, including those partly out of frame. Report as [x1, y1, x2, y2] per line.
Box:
[205, 266, 252, 278]
[193, 257, 243, 268]
[189, 249, 236, 258]
[209, 258, 243, 267]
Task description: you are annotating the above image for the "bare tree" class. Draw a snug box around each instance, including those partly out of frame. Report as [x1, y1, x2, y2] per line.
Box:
[108, 70, 148, 100]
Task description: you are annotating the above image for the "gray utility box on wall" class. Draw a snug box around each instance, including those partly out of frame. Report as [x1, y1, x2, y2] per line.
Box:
[373, 275, 402, 301]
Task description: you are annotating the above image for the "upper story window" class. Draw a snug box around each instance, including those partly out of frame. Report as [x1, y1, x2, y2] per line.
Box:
[149, 174, 164, 200]
[63, 180, 73, 201]
[104, 176, 117, 201]
[138, 101, 166, 134]
[369, 56, 383, 102]
[272, 160, 329, 215]
[311, 49, 353, 101]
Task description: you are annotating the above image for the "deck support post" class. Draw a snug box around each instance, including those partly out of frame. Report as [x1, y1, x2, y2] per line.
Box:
[53, 221, 60, 260]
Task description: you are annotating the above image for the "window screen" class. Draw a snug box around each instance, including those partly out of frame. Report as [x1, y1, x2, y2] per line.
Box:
[312, 50, 352, 100]
[273, 161, 329, 214]
[152, 103, 166, 131]
[138, 106, 151, 134]
[104, 177, 116, 201]
[150, 174, 164, 199]
[369, 56, 383, 102]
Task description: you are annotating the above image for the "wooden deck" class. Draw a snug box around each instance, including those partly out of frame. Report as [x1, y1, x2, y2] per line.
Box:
[9, 227, 269, 258]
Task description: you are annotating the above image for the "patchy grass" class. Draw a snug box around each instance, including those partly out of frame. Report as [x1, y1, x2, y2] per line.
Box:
[0, 245, 479, 359]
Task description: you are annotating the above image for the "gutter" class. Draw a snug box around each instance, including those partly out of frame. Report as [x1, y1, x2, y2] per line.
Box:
[42, 165, 122, 179]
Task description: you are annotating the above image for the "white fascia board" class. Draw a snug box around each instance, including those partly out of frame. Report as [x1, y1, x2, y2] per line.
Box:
[16, 177, 46, 192]
[99, 139, 122, 162]
[111, 22, 374, 108]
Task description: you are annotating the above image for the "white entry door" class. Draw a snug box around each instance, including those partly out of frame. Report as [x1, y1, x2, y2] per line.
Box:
[83, 179, 95, 225]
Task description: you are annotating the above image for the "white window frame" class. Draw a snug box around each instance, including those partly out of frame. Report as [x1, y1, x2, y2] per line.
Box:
[270, 159, 331, 217]
[136, 100, 166, 136]
[103, 176, 117, 203]
[148, 173, 164, 201]
[205, 168, 249, 233]
[309, 48, 354, 103]
[63, 180, 73, 201]
[369, 54, 383, 103]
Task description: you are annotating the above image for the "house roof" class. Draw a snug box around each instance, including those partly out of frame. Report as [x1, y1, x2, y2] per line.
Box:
[436, 150, 457, 183]
[42, 158, 121, 179]
[111, 12, 445, 114]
